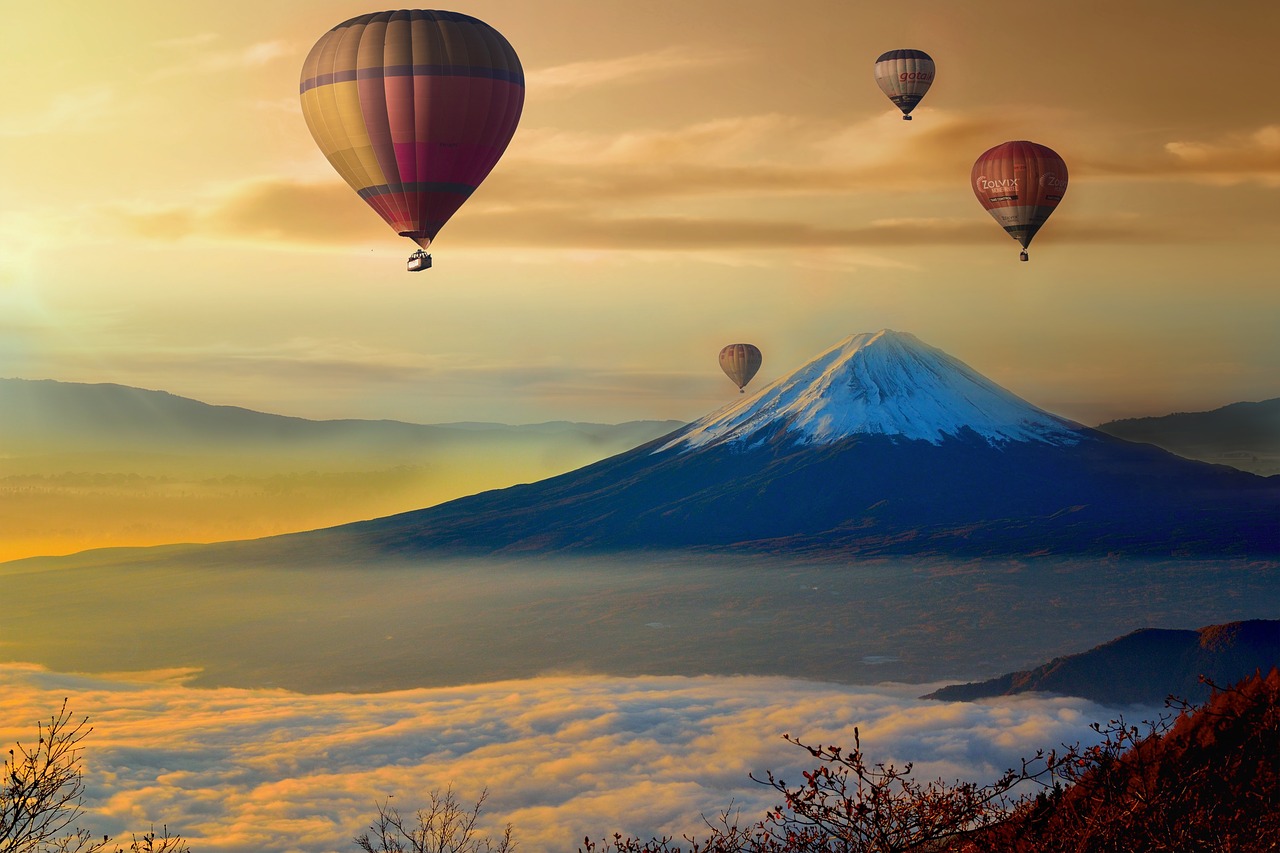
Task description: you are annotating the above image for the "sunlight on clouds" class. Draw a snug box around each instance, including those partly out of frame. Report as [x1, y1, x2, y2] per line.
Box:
[152, 39, 293, 78]
[505, 110, 988, 196]
[448, 210, 995, 251]
[809, 108, 1042, 183]
[0, 85, 116, 137]
[515, 114, 798, 166]
[105, 174, 986, 256]
[110, 179, 385, 246]
[0, 212, 65, 366]
[154, 32, 220, 50]
[95, 107, 1171, 259]
[0, 664, 1128, 853]
[1164, 125, 1280, 185]
[527, 46, 740, 95]
[60, 335, 452, 391]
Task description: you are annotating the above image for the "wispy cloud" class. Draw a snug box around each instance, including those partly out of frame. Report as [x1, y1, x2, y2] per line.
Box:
[153, 39, 292, 77]
[47, 335, 721, 411]
[1162, 125, 1280, 185]
[2, 664, 1123, 853]
[514, 114, 798, 167]
[154, 32, 220, 50]
[447, 209, 1168, 251]
[108, 172, 1166, 256]
[1069, 124, 1280, 187]
[100, 103, 1180, 257]
[0, 85, 116, 137]
[111, 179, 383, 245]
[527, 47, 739, 95]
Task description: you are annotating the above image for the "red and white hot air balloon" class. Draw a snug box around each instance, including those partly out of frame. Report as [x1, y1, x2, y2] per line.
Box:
[719, 344, 762, 394]
[971, 140, 1068, 262]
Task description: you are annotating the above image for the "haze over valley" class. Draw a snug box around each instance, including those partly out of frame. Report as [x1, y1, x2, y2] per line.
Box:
[0, 377, 680, 561]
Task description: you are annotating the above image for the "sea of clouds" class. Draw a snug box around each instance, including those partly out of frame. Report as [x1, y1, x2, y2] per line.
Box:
[0, 663, 1149, 853]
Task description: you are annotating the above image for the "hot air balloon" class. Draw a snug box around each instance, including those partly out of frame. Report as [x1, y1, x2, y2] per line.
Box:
[719, 344, 762, 394]
[299, 10, 524, 272]
[971, 140, 1068, 262]
[873, 49, 934, 120]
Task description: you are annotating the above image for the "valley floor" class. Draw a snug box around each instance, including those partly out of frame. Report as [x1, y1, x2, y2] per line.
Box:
[3, 552, 1277, 692]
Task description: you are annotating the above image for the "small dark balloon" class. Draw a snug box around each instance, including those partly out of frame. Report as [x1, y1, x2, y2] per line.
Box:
[719, 344, 762, 393]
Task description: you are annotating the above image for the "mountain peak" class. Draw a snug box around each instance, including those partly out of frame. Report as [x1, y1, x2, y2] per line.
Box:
[663, 329, 1085, 452]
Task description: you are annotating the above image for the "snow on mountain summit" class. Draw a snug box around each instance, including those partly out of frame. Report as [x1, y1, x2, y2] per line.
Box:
[661, 330, 1086, 453]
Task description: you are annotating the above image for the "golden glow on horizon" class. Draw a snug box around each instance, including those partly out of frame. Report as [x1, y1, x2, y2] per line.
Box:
[0, 432, 676, 562]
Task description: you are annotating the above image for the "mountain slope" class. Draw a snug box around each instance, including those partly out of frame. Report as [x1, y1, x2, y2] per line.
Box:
[1097, 398, 1280, 476]
[310, 330, 1280, 559]
[924, 620, 1280, 705]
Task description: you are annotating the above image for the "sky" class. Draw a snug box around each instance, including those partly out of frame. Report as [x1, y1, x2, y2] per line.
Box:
[2, 662, 1134, 853]
[3, 0, 1280, 427]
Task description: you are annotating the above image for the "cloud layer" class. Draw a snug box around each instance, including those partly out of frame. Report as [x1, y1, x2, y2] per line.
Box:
[0, 664, 1130, 853]
[109, 106, 1262, 257]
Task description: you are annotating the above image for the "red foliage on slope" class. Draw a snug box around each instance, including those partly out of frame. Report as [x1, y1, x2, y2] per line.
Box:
[967, 669, 1280, 852]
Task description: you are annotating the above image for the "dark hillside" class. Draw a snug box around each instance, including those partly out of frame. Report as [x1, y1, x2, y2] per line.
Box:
[1097, 398, 1280, 476]
[925, 619, 1280, 705]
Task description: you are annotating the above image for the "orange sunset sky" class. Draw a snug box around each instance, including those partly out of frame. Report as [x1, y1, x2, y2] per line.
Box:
[3, 0, 1278, 426]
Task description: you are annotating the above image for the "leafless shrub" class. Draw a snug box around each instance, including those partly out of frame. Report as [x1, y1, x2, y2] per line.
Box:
[2, 701, 188, 853]
[355, 786, 513, 853]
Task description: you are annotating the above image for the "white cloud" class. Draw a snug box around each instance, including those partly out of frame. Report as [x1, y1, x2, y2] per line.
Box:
[0, 664, 1132, 853]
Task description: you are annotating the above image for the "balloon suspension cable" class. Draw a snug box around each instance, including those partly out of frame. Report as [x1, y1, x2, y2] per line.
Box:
[1019, 250, 1029, 262]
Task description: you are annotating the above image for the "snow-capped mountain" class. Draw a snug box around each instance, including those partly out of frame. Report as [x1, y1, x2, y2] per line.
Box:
[663, 330, 1082, 452]
[304, 331, 1279, 559]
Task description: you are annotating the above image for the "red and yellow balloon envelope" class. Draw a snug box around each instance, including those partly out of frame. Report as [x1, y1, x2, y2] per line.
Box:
[719, 344, 763, 394]
[299, 10, 524, 269]
[873, 49, 934, 120]
[971, 140, 1068, 262]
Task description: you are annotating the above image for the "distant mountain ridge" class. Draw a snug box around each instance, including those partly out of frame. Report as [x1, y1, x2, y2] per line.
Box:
[924, 619, 1280, 706]
[1097, 398, 1280, 476]
[301, 330, 1280, 559]
[0, 377, 683, 455]
[0, 377, 685, 562]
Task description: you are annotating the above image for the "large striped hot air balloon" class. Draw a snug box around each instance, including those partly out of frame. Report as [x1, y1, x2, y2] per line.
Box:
[299, 10, 524, 271]
[873, 49, 934, 120]
[971, 141, 1068, 262]
[719, 344, 762, 394]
